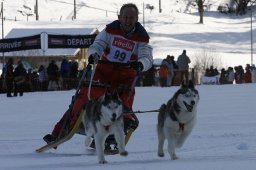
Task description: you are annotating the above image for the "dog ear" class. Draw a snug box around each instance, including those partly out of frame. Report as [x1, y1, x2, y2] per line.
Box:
[104, 88, 111, 100]
[105, 87, 111, 95]
[112, 90, 120, 100]
[181, 80, 187, 89]
[188, 80, 195, 89]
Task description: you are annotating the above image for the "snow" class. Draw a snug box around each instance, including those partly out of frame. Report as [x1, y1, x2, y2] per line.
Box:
[1, 0, 255, 68]
[1, 0, 256, 169]
[1, 84, 256, 169]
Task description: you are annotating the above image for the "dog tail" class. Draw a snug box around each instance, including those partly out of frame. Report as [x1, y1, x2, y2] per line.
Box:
[157, 104, 166, 132]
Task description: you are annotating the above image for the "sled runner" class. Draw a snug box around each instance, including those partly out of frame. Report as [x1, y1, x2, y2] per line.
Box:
[36, 109, 84, 153]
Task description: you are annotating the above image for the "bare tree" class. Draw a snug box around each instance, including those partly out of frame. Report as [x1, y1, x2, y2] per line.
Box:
[192, 48, 223, 73]
[233, 0, 255, 15]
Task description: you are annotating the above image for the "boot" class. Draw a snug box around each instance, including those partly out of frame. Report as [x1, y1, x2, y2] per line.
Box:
[43, 134, 56, 143]
[43, 134, 57, 149]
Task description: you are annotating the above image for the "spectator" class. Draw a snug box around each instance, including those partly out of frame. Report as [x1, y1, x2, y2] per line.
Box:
[214, 68, 220, 76]
[159, 58, 168, 87]
[31, 70, 39, 91]
[170, 55, 179, 70]
[177, 50, 191, 84]
[60, 58, 71, 90]
[69, 61, 79, 89]
[205, 66, 219, 77]
[219, 68, 227, 84]
[0, 72, 5, 93]
[251, 64, 256, 83]
[154, 66, 160, 86]
[243, 67, 252, 83]
[227, 67, 235, 84]
[170, 55, 178, 84]
[209, 66, 216, 77]
[205, 68, 210, 77]
[47, 60, 60, 90]
[165, 55, 175, 86]
[235, 65, 244, 84]
[5, 58, 14, 97]
[13, 60, 27, 96]
[38, 65, 48, 91]
[25, 68, 33, 92]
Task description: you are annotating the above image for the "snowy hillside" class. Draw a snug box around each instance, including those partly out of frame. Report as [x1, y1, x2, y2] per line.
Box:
[1, 0, 256, 68]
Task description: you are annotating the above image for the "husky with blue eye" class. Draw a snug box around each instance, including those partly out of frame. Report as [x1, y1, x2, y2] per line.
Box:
[157, 80, 199, 160]
[82, 90, 128, 164]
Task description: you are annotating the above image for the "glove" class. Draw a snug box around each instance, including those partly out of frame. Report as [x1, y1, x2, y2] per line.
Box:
[130, 61, 144, 71]
[88, 53, 99, 64]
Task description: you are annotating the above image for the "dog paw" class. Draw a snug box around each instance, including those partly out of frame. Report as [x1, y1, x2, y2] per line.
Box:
[120, 151, 128, 156]
[171, 154, 179, 160]
[158, 153, 164, 157]
[99, 160, 108, 164]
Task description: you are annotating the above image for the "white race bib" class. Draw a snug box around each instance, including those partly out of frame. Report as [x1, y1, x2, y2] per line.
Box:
[107, 35, 136, 63]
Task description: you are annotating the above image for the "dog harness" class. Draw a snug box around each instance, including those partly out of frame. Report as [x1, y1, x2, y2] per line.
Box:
[169, 111, 185, 132]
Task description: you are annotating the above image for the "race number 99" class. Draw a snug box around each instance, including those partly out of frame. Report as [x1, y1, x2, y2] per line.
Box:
[113, 50, 126, 61]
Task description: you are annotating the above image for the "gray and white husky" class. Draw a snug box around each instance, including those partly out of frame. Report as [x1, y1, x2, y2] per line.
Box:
[82, 90, 128, 164]
[157, 80, 199, 160]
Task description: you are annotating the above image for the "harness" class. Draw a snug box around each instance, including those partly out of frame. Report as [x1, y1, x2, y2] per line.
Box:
[170, 112, 185, 132]
[168, 106, 185, 132]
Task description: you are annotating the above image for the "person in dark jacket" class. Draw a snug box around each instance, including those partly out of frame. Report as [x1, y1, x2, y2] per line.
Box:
[13, 60, 27, 96]
[38, 65, 48, 91]
[47, 60, 60, 90]
[60, 58, 71, 90]
[5, 58, 14, 97]
[177, 50, 191, 84]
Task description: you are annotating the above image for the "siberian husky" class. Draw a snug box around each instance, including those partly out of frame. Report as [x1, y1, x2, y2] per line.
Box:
[82, 90, 128, 164]
[157, 80, 199, 160]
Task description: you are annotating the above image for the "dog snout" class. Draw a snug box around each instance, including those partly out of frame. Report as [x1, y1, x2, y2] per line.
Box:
[112, 113, 117, 120]
[191, 101, 195, 105]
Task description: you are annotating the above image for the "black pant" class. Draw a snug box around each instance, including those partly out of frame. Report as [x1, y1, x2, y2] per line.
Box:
[14, 83, 24, 96]
[6, 79, 13, 97]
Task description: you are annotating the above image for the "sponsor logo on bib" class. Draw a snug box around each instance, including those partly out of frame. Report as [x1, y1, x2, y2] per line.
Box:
[112, 37, 135, 51]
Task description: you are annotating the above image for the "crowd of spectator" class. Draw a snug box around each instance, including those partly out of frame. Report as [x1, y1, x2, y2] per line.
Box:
[137, 50, 192, 87]
[0, 58, 86, 97]
[203, 64, 256, 84]
[137, 62, 256, 86]
[1, 55, 256, 97]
